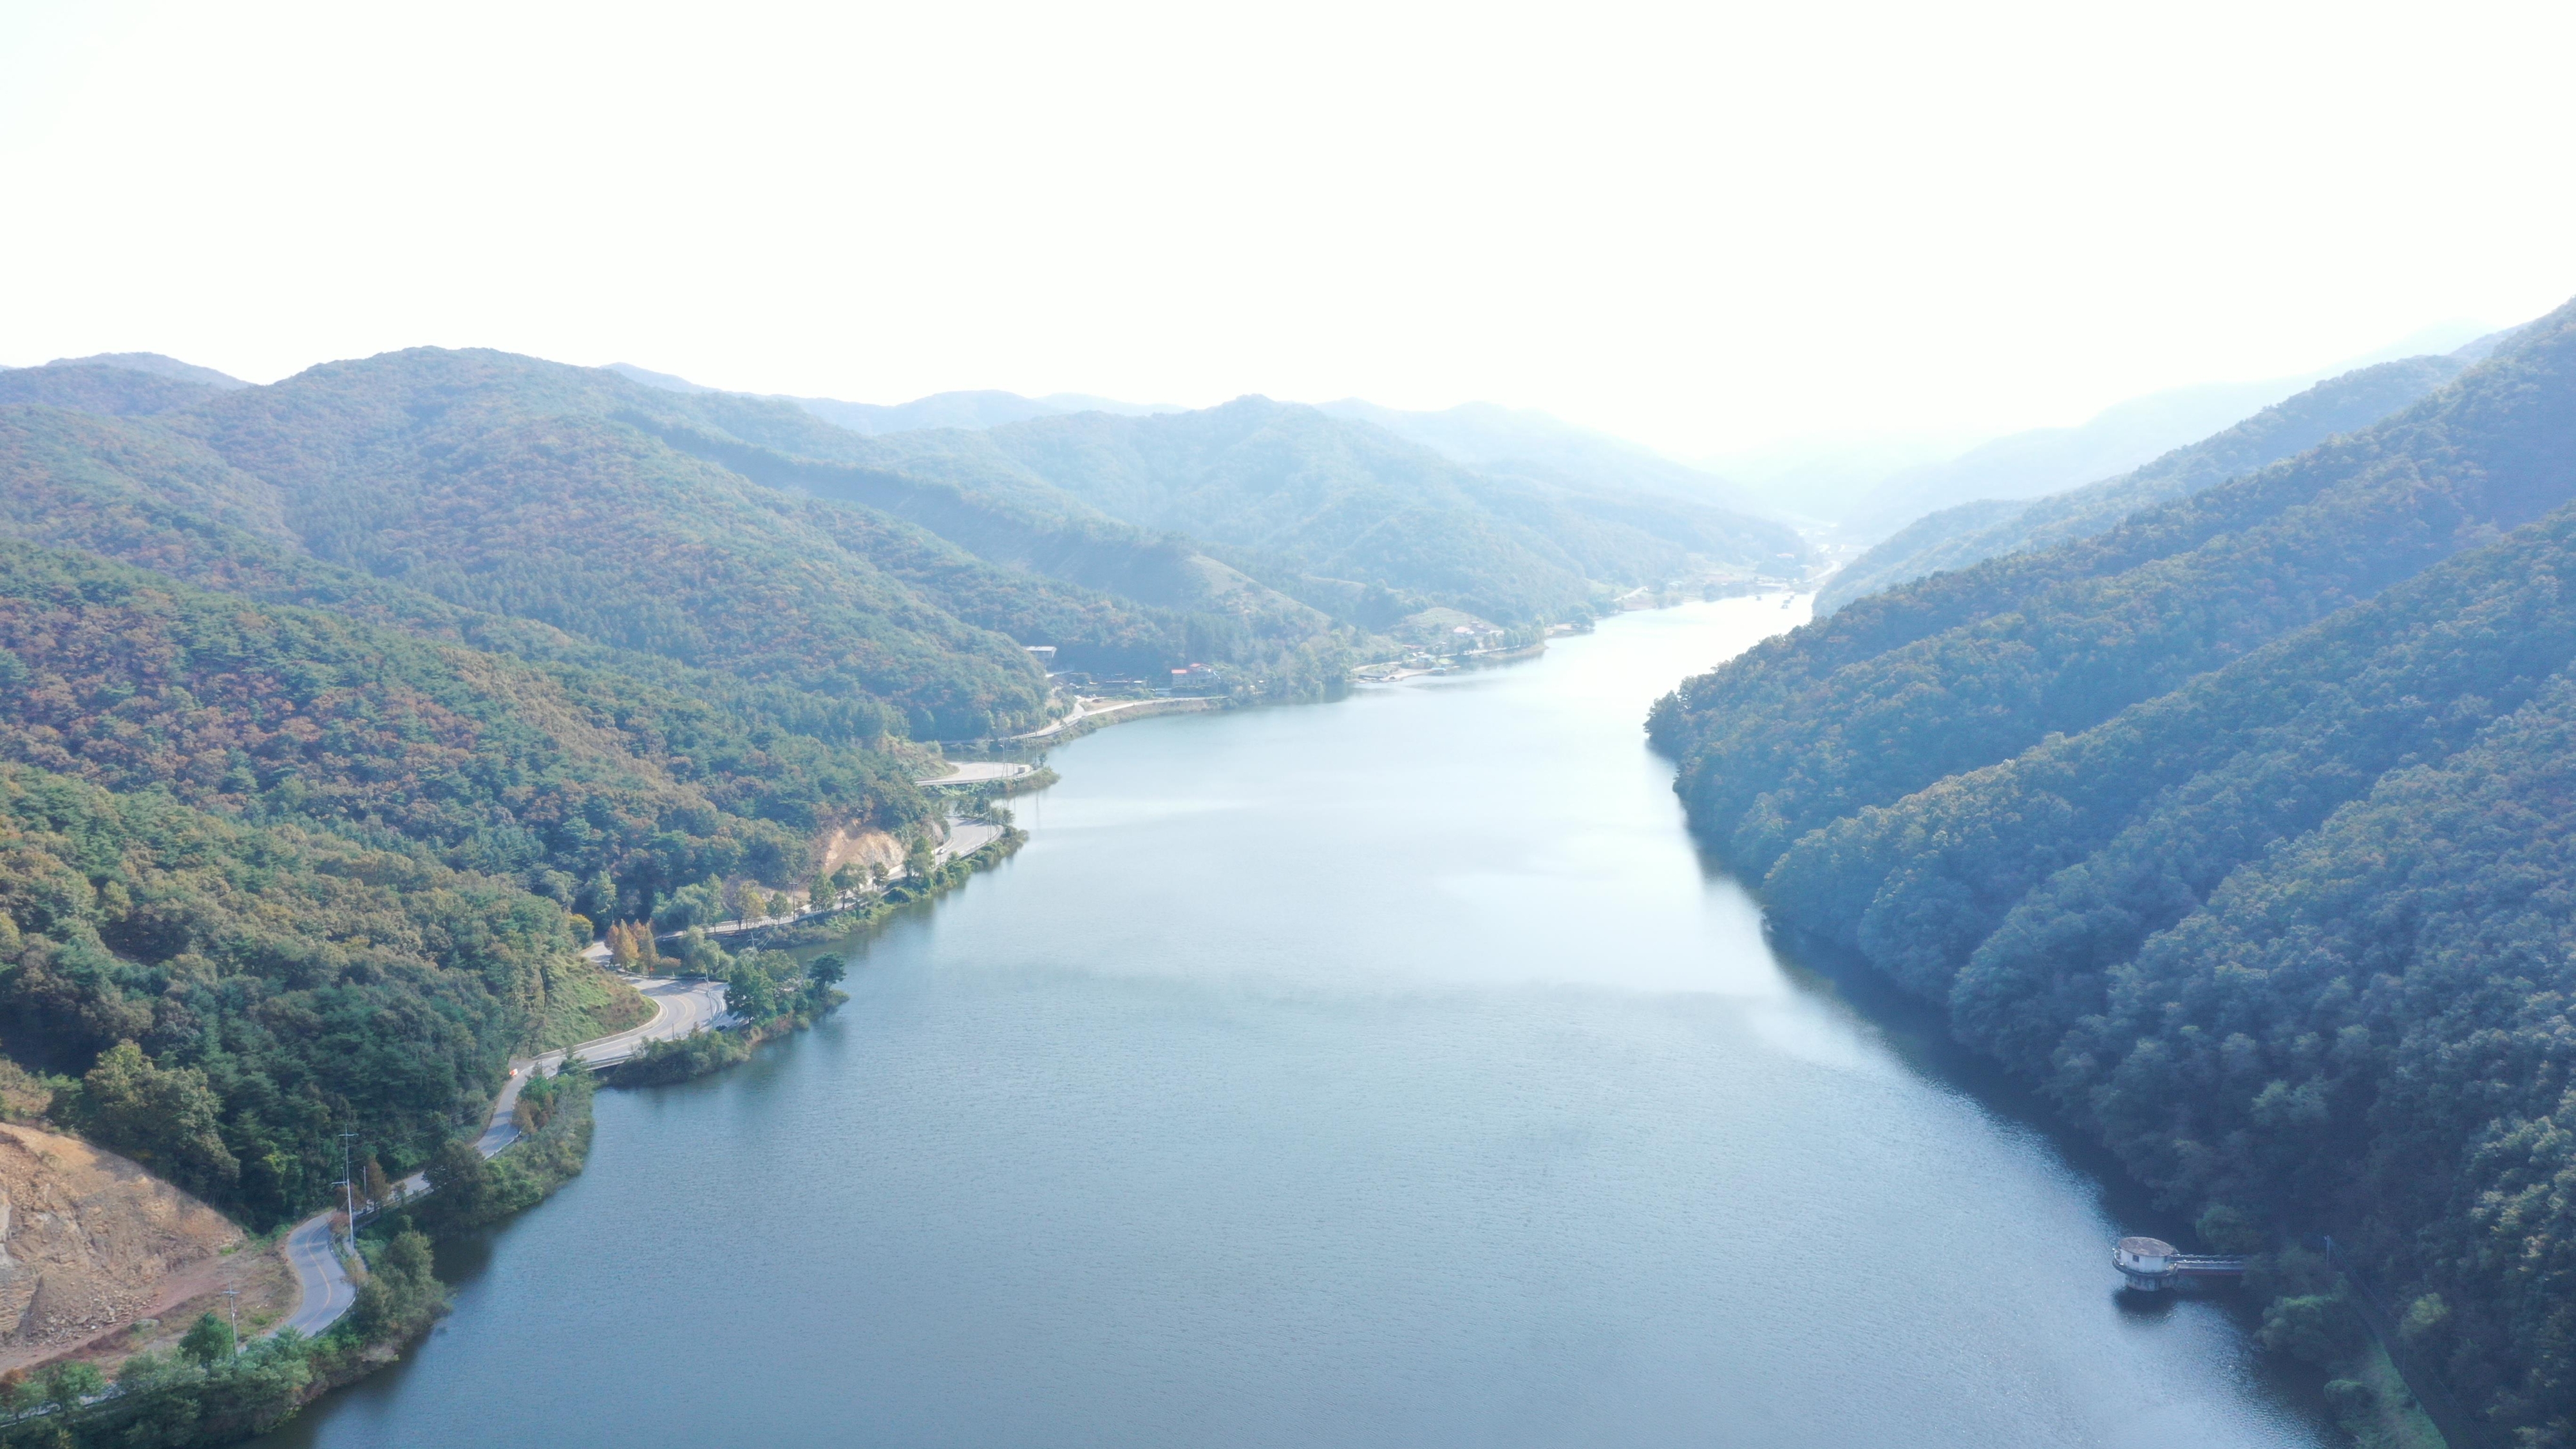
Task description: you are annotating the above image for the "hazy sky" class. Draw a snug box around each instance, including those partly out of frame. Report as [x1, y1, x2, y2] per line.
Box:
[3, 0, 2571, 457]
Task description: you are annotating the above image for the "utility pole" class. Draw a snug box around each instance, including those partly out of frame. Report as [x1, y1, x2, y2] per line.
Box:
[221, 1289, 240, 1353]
[338, 1130, 361, 1265]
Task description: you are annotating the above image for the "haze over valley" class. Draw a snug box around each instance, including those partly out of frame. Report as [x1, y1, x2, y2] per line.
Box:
[5, 4, 2576, 1448]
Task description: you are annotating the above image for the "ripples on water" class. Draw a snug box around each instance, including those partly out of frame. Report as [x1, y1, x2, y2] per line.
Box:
[259, 598, 2331, 1449]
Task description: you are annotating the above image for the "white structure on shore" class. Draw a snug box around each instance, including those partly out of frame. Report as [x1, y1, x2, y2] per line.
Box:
[2114, 1235, 2247, 1291]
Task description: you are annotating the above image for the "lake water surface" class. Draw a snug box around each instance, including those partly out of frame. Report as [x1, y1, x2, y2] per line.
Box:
[260, 598, 2331, 1448]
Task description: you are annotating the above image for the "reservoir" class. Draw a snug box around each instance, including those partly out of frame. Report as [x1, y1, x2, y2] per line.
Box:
[258, 598, 2331, 1448]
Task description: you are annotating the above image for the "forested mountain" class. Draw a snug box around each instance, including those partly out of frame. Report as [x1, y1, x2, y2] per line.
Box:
[31, 352, 247, 388]
[607, 375, 1808, 629]
[0, 760, 603, 1223]
[880, 397, 1811, 623]
[1840, 323, 2494, 538]
[0, 348, 1370, 706]
[1312, 398, 1765, 514]
[0, 336, 1799, 1251]
[0, 361, 231, 417]
[629, 401, 1350, 662]
[0, 539, 922, 916]
[1651, 298, 2576, 1439]
[1841, 375, 2321, 538]
[0, 350, 1104, 1232]
[166, 351, 1068, 739]
[1817, 354, 2468, 612]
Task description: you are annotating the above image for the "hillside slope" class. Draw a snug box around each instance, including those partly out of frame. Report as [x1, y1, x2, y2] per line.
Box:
[1842, 374, 2322, 538]
[971, 397, 1809, 622]
[1655, 301, 2576, 874]
[594, 375, 1805, 632]
[0, 1122, 255, 1359]
[0, 761, 595, 1222]
[1817, 354, 2468, 612]
[1314, 398, 1765, 514]
[1650, 296, 2576, 1439]
[0, 364, 229, 419]
[168, 351, 1057, 738]
[0, 538, 923, 916]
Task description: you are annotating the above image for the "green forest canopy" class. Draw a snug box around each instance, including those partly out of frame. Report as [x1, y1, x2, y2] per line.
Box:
[0, 337, 1784, 1239]
[1653, 296, 2576, 1441]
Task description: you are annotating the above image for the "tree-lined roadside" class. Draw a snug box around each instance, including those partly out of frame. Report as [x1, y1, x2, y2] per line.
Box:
[275, 976, 728, 1338]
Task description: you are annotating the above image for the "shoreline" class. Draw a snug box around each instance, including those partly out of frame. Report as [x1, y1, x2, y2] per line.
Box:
[1007, 694, 1226, 744]
[211, 590, 2349, 1443]
[243, 826, 1032, 1442]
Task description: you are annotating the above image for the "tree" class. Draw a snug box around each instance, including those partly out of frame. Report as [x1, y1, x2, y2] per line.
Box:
[2193, 1204, 2266, 1255]
[180, 1310, 234, 1366]
[904, 833, 938, 881]
[44, 1360, 103, 1409]
[419, 1138, 493, 1231]
[673, 928, 728, 977]
[656, 880, 723, 933]
[362, 1153, 395, 1209]
[2257, 1294, 2362, 1367]
[350, 1229, 440, 1339]
[725, 966, 779, 1025]
[71, 1041, 240, 1199]
[807, 954, 847, 988]
[580, 868, 616, 923]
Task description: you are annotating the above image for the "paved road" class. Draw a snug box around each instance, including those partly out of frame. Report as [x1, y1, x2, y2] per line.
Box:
[278, 815, 1010, 1334]
[278, 1207, 359, 1336]
[916, 761, 1034, 786]
[1012, 697, 1166, 741]
[274, 976, 729, 1337]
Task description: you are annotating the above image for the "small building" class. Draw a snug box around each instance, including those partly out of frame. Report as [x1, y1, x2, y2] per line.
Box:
[1170, 663, 1220, 694]
[2114, 1235, 2246, 1291]
[2114, 1236, 2174, 1289]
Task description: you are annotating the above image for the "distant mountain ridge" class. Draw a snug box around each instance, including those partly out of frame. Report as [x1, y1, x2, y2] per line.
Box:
[34, 352, 247, 388]
[1772, 320, 2497, 537]
[1817, 353, 2472, 612]
[1312, 398, 1763, 513]
[0, 352, 250, 418]
[0, 362, 229, 417]
[2, 346, 1801, 728]
[783, 395, 1814, 625]
[603, 364, 1181, 435]
[1845, 374, 2349, 538]
[605, 365, 1780, 536]
[604, 366, 1813, 623]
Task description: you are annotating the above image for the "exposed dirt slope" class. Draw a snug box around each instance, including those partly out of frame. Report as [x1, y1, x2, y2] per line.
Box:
[0, 1124, 257, 1365]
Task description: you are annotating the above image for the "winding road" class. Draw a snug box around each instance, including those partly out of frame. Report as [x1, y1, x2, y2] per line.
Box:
[276, 976, 730, 1337]
[1014, 699, 1140, 741]
[276, 817, 1008, 1336]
